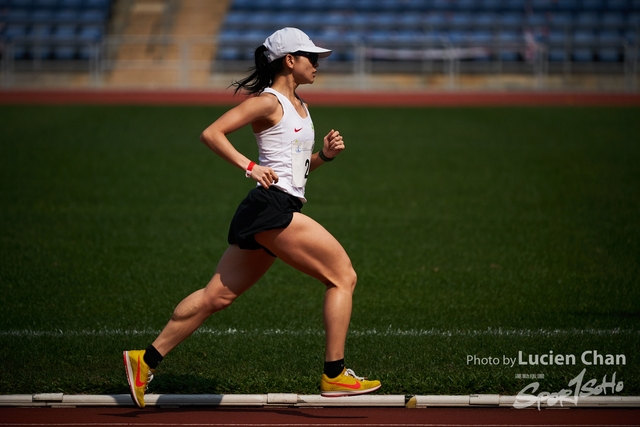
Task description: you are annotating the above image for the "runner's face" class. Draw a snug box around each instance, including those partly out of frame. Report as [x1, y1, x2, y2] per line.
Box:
[290, 52, 318, 84]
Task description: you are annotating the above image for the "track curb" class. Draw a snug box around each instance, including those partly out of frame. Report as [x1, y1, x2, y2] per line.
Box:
[1, 394, 639, 408]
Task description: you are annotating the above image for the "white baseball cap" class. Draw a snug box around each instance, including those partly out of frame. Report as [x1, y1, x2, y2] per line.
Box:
[263, 27, 332, 63]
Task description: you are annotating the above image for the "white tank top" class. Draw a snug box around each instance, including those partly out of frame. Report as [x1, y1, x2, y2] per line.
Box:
[254, 87, 315, 203]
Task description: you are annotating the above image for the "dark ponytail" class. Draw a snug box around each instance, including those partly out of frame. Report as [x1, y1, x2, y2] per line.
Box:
[231, 45, 284, 96]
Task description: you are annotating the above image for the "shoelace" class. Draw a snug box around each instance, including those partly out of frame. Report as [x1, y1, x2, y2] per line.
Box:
[344, 368, 365, 381]
[146, 371, 154, 391]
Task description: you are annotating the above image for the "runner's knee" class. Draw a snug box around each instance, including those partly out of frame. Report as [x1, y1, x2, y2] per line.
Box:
[327, 267, 357, 293]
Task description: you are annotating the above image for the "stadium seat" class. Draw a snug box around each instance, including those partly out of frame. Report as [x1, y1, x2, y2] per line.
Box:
[555, 0, 580, 11]
[58, 0, 83, 8]
[474, 12, 497, 27]
[54, 9, 79, 23]
[9, 0, 33, 8]
[450, 12, 473, 28]
[548, 48, 568, 61]
[51, 24, 76, 41]
[605, 0, 628, 11]
[498, 12, 524, 28]
[549, 12, 573, 28]
[3, 23, 28, 40]
[30, 23, 52, 38]
[503, 0, 526, 11]
[479, 0, 502, 10]
[457, 0, 479, 11]
[572, 47, 593, 61]
[597, 48, 620, 61]
[85, 0, 111, 9]
[53, 45, 77, 60]
[6, 9, 30, 23]
[575, 12, 599, 27]
[573, 28, 596, 42]
[526, 12, 547, 26]
[77, 24, 102, 41]
[548, 28, 569, 43]
[601, 12, 624, 27]
[531, 0, 554, 11]
[78, 9, 107, 24]
[34, 0, 59, 9]
[31, 9, 54, 22]
[582, 0, 605, 10]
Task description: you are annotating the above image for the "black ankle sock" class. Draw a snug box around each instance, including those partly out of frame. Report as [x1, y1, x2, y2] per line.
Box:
[324, 358, 345, 378]
[143, 345, 163, 369]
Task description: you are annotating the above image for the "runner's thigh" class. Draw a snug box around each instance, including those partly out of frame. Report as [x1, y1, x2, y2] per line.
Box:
[203, 244, 276, 301]
[254, 212, 354, 286]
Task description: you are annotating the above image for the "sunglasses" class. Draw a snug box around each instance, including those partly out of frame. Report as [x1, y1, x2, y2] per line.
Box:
[292, 51, 319, 65]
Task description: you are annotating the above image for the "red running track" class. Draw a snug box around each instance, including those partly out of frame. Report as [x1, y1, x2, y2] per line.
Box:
[1, 89, 640, 106]
[1, 407, 639, 427]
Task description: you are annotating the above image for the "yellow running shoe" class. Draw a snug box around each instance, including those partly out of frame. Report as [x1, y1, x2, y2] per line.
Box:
[320, 368, 381, 397]
[123, 350, 154, 408]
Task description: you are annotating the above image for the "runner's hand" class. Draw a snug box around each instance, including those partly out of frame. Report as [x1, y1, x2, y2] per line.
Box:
[323, 129, 344, 159]
[251, 165, 279, 188]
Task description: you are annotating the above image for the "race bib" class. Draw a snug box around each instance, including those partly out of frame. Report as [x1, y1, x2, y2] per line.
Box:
[291, 138, 314, 187]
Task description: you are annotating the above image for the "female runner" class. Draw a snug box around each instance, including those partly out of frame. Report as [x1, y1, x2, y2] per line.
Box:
[123, 28, 381, 408]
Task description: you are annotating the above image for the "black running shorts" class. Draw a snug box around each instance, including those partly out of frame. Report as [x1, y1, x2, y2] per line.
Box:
[227, 186, 303, 256]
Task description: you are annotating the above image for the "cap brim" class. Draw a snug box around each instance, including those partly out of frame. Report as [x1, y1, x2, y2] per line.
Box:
[301, 46, 332, 58]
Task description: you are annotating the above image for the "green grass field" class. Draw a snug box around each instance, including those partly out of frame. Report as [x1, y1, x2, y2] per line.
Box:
[1, 104, 639, 397]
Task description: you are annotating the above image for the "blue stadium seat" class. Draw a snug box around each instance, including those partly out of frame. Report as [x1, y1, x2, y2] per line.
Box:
[549, 12, 573, 27]
[53, 45, 77, 60]
[450, 12, 473, 27]
[597, 48, 620, 61]
[555, 0, 580, 11]
[572, 47, 593, 61]
[479, 0, 502, 10]
[498, 12, 524, 27]
[78, 9, 106, 24]
[457, 0, 479, 11]
[31, 9, 54, 22]
[6, 9, 30, 23]
[573, 28, 596, 43]
[582, 0, 605, 10]
[605, 0, 628, 11]
[600, 28, 622, 39]
[444, 29, 467, 45]
[469, 29, 492, 43]
[623, 28, 637, 43]
[54, 9, 79, 23]
[29, 23, 52, 38]
[10, 0, 33, 8]
[3, 23, 28, 40]
[548, 28, 569, 43]
[531, 0, 554, 11]
[526, 12, 547, 26]
[299, 0, 325, 12]
[52, 23, 76, 40]
[474, 12, 497, 27]
[548, 48, 568, 61]
[77, 24, 102, 41]
[601, 12, 624, 27]
[84, 0, 111, 9]
[423, 12, 448, 28]
[432, 0, 451, 11]
[58, 0, 83, 8]
[575, 12, 600, 27]
[397, 12, 423, 28]
[34, 0, 59, 9]
[503, 0, 526, 11]
[217, 47, 241, 61]
[370, 12, 398, 29]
